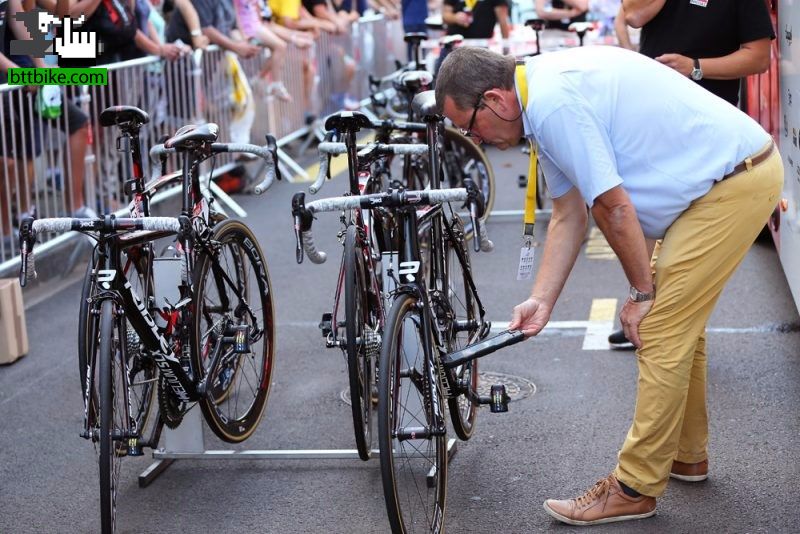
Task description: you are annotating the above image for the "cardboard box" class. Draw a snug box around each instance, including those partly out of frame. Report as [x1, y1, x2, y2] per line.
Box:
[0, 278, 28, 364]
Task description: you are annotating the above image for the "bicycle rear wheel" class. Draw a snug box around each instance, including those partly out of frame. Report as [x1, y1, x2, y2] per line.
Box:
[192, 219, 275, 443]
[378, 294, 447, 533]
[443, 217, 481, 441]
[97, 299, 128, 534]
[344, 224, 378, 460]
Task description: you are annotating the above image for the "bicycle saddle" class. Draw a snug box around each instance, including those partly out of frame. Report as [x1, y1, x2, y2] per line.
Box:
[164, 123, 219, 149]
[404, 32, 427, 45]
[398, 70, 433, 92]
[524, 17, 547, 32]
[568, 21, 595, 34]
[324, 111, 372, 132]
[99, 105, 150, 130]
[440, 34, 463, 48]
[411, 90, 438, 120]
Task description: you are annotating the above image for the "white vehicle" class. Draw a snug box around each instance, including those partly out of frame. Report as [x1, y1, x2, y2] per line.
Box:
[744, 1, 800, 311]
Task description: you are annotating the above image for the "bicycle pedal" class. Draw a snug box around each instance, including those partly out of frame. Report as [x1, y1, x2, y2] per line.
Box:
[127, 439, 144, 457]
[319, 313, 332, 338]
[490, 384, 510, 413]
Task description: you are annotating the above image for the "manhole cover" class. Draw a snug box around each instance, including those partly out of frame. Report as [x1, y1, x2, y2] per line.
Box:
[340, 371, 535, 406]
[477, 371, 536, 403]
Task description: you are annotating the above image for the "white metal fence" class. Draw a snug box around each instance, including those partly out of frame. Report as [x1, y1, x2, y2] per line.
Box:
[0, 15, 406, 268]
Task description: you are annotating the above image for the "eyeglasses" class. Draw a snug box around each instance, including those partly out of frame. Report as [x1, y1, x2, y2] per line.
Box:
[459, 94, 483, 138]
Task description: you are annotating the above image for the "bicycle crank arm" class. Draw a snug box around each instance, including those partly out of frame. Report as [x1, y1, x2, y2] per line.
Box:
[441, 329, 525, 369]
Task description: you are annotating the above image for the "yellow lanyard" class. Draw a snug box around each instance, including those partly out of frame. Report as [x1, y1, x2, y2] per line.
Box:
[516, 63, 537, 239]
[464, 0, 478, 11]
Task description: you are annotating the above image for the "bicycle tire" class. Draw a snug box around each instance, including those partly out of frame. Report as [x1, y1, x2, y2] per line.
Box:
[78, 246, 157, 440]
[98, 299, 126, 534]
[443, 216, 480, 441]
[378, 294, 447, 533]
[192, 219, 275, 443]
[344, 224, 376, 460]
[442, 126, 496, 230]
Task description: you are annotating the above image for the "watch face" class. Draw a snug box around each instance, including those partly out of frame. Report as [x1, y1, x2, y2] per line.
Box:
[691, 68, 703, 81]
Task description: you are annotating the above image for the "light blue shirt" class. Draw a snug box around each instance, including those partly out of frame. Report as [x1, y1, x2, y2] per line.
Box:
[518, 45, 771, 239]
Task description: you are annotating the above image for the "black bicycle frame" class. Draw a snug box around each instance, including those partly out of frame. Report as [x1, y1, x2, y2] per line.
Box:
[93, 231, 198, 404]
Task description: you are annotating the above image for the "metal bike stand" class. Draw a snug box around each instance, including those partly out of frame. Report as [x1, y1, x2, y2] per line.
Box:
[138, 405, 457, 488]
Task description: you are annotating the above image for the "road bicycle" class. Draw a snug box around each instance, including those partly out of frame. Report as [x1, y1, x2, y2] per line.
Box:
[19, 118, 279, 534]
[295, 110, 432, 461]
[296, 91, 503, 533]
[293, 182, 498, 533]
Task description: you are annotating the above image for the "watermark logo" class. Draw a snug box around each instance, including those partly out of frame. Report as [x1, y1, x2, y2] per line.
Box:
[10, 8, 100, 60]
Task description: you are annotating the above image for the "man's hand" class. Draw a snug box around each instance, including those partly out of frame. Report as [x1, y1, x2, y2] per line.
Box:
[619, 297, 653, 348]
[234, 41, 260, 58]
[655, 53, 693, 77]
[508, 297, 552, 338]
[191, 33, 210, 49]
[454, 12, 472, 27]
[158, 42, 186, 60]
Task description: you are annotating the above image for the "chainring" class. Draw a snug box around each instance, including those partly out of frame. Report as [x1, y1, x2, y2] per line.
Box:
[157, 374, 186, 429]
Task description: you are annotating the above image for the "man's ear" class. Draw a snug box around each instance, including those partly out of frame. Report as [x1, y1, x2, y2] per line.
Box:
[483, 88, 511, 110]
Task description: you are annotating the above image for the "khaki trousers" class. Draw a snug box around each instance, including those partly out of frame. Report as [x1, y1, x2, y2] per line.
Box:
[613, 145, 784, 497]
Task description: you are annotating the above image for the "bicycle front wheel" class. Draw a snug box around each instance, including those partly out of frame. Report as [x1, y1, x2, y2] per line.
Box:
[98, 299, 127, 534]
[378, 294, 447, 533]
[192, 219, 275, 443]
[79, 245, 157, 441]
[345, 224, 377, 460]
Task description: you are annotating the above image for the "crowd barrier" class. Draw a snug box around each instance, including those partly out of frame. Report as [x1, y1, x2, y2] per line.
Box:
[0, 15, 407, 270]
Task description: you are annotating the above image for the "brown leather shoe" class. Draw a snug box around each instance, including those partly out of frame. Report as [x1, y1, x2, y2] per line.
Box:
[670, 459, 708, 482]
[543, 474, 656, 526]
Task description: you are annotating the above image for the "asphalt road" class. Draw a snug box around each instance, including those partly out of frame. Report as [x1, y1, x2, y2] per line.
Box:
[1, 144, 799, 533]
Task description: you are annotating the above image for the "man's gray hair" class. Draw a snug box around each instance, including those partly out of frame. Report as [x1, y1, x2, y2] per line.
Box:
[435, 47, 516, 112]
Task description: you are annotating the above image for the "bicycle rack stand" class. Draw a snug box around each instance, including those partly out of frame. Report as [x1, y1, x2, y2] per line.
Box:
[138, 405, 457, 488]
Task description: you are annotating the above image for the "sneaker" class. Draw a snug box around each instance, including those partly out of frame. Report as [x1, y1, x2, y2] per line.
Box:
[543, 474, 656, 526]
[72, 205, 98, 219]
[608, 328, 635, 350]
[266, 81, 293, 103]
[670, 459, 708, 482]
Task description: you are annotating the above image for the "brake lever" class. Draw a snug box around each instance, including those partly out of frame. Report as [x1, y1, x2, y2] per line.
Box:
[291, 192, 312, 264]
[265, 134, 282, 181]
[463, 178, 485, 253]
[18, 215, 36, 287]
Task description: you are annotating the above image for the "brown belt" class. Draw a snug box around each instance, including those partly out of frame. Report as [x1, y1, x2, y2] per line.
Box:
[722, 141, 776, 180]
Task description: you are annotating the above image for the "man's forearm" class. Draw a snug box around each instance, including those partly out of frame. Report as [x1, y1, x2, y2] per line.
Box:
[699, 40, 771, 79]
[67, 0, 103, 18]
[622, 0, 665, 28]
[529, 192, 587, 307]
[203, 26, 241, 51]
[591, 202, 653, 292]
[496, 7, 510, 39]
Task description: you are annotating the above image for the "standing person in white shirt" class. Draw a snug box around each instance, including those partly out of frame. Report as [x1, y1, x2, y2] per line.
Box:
[435, 45, 782, 526]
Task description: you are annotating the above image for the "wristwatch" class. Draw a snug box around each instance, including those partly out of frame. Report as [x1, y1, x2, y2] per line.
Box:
[690, 58, 703, 81]
[629, 285, 656, 302]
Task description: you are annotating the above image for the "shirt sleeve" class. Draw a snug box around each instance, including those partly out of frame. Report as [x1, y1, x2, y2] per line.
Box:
[531, 78, 623, 207]
[193, 0, 217, 28]
[738, 0, 776, 44]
